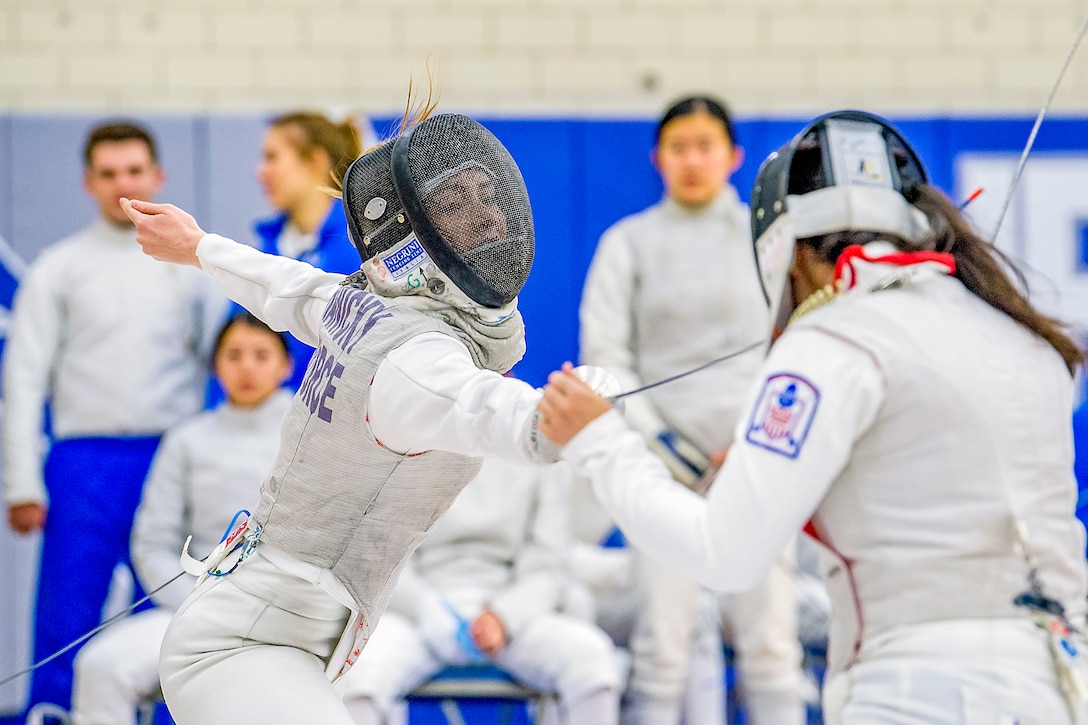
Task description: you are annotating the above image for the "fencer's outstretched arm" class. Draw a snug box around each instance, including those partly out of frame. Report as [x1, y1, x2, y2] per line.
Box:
[540, 329, 885, 590]
[123, 198, 345, 347]
[370, 337, 551, 464]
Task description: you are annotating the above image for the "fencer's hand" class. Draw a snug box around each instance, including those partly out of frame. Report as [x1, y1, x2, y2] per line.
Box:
[538, 362, 613, 447]
[470, 610, 508, 656]
[8, 502, 46, 535]
[120, 197, 205, 268]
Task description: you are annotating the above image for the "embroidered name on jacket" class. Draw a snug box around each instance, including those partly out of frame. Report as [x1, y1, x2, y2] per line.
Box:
[298, 288, 393, 423]
[745, 373, 819, 459]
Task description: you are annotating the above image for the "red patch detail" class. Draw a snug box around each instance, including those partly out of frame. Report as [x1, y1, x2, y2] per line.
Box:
[834, 244, 956, 290]
[802, 518, 864, 669]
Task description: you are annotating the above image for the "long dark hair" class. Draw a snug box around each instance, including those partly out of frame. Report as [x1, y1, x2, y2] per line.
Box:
[799, 185, 1085, 374]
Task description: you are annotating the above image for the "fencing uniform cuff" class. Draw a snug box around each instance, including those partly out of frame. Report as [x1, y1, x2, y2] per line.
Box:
[561, 410, 629, 464]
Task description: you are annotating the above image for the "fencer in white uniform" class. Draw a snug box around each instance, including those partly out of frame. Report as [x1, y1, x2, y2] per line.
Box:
[540, 111, 1088, 724]
[339, 458, 620, 725]
[580, 96, 804, 725]
[121, 113, 577, 725]
[69, 314, 293, 725]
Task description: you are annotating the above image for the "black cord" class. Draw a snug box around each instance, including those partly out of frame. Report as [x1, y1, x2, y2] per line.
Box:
[608, 340, 767, 403]
[0, 571, 188, 688]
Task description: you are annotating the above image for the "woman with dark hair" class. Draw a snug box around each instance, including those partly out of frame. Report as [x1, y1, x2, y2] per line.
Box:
[541, 111, 1088, 723]
[579, 95, 806, 725]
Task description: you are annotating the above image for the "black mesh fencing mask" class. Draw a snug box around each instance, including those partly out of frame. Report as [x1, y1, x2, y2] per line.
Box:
[749, 110, 930, 327]
[342, 114, 534, 309]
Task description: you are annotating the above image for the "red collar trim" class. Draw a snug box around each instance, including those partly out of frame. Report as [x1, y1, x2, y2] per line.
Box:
[833, 244, 956, 290]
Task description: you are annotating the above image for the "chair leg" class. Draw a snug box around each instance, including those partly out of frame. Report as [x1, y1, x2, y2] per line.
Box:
[439, 698, 468, 725]
[136, 699, 159, 725]
[533, 694, 562, 725]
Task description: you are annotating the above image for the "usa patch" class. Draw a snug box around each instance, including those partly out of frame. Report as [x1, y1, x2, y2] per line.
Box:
[745, 373, 820, 459]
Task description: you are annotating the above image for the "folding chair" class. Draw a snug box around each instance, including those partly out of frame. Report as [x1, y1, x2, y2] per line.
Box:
[407, 664, 556, 725]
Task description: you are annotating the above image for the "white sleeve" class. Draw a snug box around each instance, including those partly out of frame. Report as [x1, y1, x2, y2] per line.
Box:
[2, 259, 61, 506]
[579, 226, 669, 439]
[368, 333, 545, 462]
[130, 427, 196, 610]
[561, 327, 885, 591]
[195, 233, 344, 347]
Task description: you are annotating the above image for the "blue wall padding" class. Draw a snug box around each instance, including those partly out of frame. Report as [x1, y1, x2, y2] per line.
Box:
[0, 113, 1085, 386]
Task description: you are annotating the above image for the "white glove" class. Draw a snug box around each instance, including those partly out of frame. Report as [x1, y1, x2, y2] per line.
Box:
[571, 365, 625, 414]
[528, 365, 624, 463]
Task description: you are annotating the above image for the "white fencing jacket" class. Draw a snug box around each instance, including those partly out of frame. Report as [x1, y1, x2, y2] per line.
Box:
[193, 234, 551, 616]
[563, 243, 1088, 678]
[3, 219, 225, 506]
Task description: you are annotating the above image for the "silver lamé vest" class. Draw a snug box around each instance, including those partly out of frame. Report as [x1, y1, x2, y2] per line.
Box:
[254, 284, 483, 624]
[797, 275, 1087, 678]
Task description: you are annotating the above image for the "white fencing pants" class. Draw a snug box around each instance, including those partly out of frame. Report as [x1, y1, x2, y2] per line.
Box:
[823, 618, 1082, 724]
[339, 609, 621, 724]
[70, 608, 172, 725]
[158, 552, 355, 725]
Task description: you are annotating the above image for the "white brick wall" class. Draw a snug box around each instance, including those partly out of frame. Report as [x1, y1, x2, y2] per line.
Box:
[0, 0, 1085, 115]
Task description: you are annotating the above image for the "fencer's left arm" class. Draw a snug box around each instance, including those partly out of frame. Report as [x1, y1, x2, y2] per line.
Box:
[487, 466, 572, 637]
[561, 328, 885, 591]
[368, 333, 552, 462]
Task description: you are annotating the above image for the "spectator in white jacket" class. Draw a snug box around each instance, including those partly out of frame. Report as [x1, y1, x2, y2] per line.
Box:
[4, 120, 225, 716]
[339, 458, 621, 725]
[579, 95, 805, 725]
[69, 312, 293, 725]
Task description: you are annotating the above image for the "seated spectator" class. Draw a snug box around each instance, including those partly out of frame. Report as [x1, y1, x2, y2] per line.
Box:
[69, 313, 293, 725]
[338, 458, 621, 725]
[566, 476, 828, 723]
[565, 473, 727, 724]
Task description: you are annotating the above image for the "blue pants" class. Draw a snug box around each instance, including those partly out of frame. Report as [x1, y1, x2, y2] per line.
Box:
[26, 436, 161, 713]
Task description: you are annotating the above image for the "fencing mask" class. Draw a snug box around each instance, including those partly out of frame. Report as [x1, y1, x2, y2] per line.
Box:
[342, 114, 535, 315]
[749, 110, 930, 329]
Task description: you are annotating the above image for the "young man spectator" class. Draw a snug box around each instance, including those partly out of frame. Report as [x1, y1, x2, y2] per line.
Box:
[4, 120, 225, 714]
